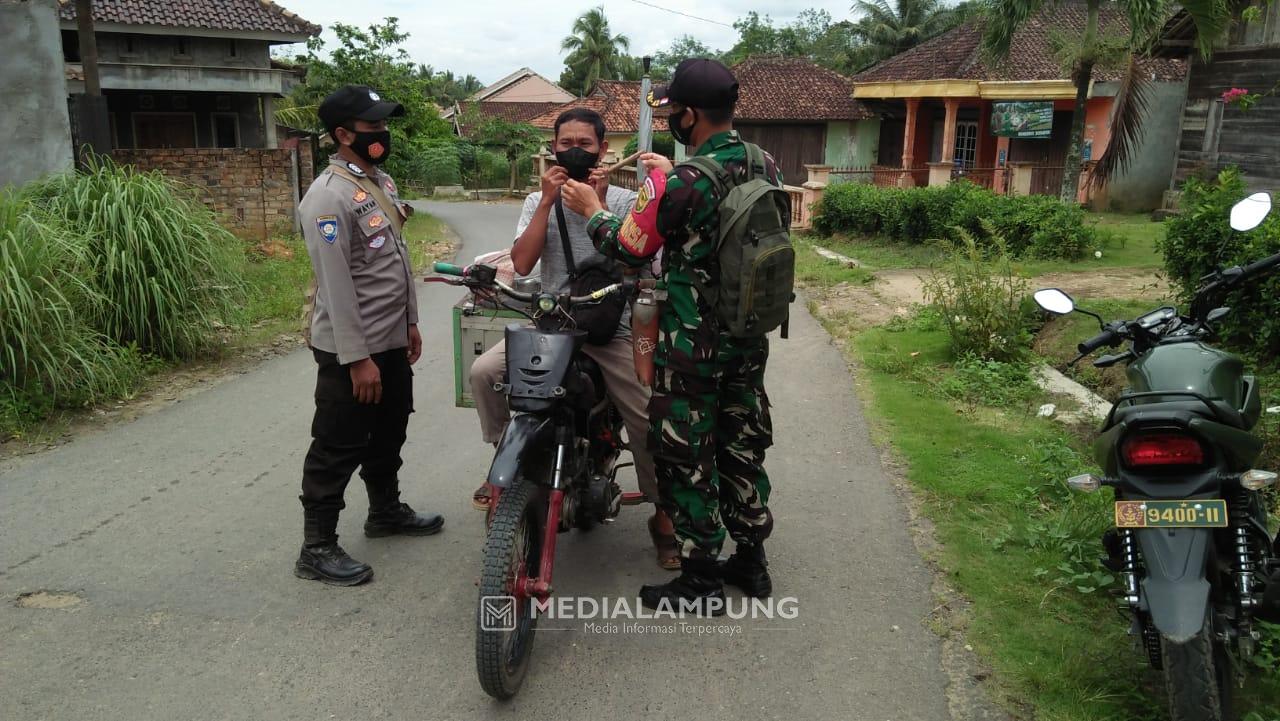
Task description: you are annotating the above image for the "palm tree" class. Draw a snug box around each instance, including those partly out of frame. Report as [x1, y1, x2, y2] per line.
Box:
[851, 0, 958, 64]
[984, 0, 1230, 202]
[561, 7, 631, 96]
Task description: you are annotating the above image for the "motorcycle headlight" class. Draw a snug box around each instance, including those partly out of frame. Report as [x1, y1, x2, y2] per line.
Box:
[537, 295, 557, 314]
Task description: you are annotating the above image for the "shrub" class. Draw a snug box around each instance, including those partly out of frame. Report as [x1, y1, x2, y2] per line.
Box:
[624, 133, 676, 159]
[1159, 167, 1280, 357]
[923, 228, 1034, 362]
[0, 187, 145, 432]
[24, 158, 245, 359]
[813, 180, 1098, 260]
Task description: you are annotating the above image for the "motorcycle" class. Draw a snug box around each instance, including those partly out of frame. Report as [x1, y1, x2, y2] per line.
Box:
[428, 260, 647, 700]
[1033, 191, 1280, 721]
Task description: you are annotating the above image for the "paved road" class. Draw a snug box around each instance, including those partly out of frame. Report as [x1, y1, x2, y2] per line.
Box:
[0, 200, 950, 720]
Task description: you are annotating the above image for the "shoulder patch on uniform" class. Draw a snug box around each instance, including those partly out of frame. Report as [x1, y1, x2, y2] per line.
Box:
[368, 234, 386, 250]
[353, 189, 368, 203]
[383, 178, 397, 195]
[345, 162, 366, 177]
[316, 215, 339, 244]
[367, 213, 385, 230]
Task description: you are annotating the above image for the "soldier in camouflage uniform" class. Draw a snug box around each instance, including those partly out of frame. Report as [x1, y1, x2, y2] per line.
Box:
[561, 59, 778, 613]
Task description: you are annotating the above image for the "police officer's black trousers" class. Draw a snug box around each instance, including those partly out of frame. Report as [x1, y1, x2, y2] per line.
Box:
[300, 348, 414, 535]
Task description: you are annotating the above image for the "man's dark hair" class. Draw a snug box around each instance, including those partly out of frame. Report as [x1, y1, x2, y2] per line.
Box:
[554, 108, 606, 141]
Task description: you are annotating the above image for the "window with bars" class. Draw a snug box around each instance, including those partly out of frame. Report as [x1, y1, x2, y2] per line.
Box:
[954, 121, 979, 168]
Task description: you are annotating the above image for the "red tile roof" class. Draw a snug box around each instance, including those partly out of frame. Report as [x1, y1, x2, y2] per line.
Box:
[454, 101, 565, 126]
[732, 57, 872, 121]
[58, 0, 320, 37]
[529, 82, 670, 134]
[855, 2, 1184, 85]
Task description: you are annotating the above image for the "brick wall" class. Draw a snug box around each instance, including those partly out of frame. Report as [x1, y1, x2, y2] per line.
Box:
[109, 148, 311, 239]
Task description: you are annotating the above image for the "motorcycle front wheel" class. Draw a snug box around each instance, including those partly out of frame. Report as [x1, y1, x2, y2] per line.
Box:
[1160, 614, 1234, 721]
[475, 480, 544, 700]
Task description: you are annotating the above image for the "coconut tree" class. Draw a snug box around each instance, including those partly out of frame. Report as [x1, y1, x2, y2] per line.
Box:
[851, 0, 963, 64]
[560, 7, 631, 96]
[983, 0, 1230, 202]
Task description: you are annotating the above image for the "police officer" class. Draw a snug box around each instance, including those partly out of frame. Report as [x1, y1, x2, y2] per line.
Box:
[295, 85, 443, 586]
[561, 59, 779, 612]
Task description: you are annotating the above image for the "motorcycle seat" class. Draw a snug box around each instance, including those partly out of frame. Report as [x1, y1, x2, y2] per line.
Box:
[1109, 398, 1247, 430]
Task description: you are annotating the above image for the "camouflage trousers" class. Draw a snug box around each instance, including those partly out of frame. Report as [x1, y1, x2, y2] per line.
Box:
[648, 313, 774, 561]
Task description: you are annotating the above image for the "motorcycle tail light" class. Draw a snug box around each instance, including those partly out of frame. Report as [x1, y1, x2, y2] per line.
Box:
[1121, 433, 1206, 468]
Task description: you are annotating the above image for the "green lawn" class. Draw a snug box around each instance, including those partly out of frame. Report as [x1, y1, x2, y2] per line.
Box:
[801, 211, 1165, 276]
[795, 238, 1280, 721]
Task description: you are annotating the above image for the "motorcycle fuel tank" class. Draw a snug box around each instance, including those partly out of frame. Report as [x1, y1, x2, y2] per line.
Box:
[1126, 343, 1245, 408]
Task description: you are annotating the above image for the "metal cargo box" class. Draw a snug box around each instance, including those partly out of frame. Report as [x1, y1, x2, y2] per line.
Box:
[452, 297, 525, 408]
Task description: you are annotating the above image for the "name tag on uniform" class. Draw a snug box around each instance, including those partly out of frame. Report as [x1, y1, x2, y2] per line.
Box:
[317, 215, 339, 244]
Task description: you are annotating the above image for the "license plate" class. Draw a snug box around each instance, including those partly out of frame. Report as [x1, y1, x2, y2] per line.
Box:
[1115, 499, 1229, 528]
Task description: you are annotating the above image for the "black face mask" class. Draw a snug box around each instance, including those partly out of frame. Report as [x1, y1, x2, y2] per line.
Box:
[669, 108, 696, 147]
[347, 129, 392, 165]
[555, 146, 600, 181]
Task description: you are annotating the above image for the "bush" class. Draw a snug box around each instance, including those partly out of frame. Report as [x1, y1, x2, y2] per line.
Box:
[813, 180, 1098, 260]
[624, 133, 676, 159]
[1160, 167, 1280, 358]
[923, 228, 1034, 362]
[24, 158, 245, 359]
[0, 188, 145, 417]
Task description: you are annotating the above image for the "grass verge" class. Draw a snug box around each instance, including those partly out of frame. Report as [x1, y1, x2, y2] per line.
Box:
[798, 241, 1280, 720]
[801, 211, 1164, 275]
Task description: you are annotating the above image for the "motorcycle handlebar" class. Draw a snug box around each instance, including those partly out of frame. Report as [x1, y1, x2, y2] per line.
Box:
[433, 262, 465, 277]
[1078, 327, 1123, 355]
[1241, 250, 1280, 279]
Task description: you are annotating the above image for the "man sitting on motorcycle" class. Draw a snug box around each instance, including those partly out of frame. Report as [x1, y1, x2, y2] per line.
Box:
[468, 108, 679, 570]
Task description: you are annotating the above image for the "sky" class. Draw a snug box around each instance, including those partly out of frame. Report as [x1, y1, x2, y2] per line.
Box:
[274, 0, 864, 86]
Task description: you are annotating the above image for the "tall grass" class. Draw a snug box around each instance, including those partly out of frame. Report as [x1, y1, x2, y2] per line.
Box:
[3, 159, 255, 436]
[24, 157, 246, 359]
[0, 188, 143, 420]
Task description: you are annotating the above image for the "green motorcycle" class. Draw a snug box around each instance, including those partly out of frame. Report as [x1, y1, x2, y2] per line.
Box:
[1034, 192, 1279, 721]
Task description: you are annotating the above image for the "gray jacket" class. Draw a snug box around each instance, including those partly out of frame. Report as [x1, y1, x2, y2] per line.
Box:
[301, 158, 418, 364]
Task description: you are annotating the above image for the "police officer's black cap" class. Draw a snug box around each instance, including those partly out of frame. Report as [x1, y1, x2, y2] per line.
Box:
[647, 58, 739, 110]
[319, 85, 405, 132]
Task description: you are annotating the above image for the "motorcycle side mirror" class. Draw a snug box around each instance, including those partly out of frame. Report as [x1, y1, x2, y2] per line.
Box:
[1033, 288, 1075, 315]
[1207, 307, 1230, 323]
[1230, 192, 1272, 232]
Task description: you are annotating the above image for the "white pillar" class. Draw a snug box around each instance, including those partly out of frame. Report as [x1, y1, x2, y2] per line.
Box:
[264, 95, 278, 148]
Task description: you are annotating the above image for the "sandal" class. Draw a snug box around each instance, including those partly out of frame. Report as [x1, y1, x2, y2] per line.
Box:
[648, 514, 681, 571]
[472, 483, 492, 511]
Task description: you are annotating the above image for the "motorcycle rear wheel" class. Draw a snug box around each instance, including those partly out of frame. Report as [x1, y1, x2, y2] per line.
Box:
[1160, 614, 1234, 721]
[476, 480, 543, 700]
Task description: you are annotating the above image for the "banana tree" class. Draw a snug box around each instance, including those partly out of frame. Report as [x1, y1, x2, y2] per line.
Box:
[983, 0, 1231, 202]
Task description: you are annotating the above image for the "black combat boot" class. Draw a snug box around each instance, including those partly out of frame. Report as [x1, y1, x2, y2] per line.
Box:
[295, 511, 373, 586]
[639, 557, 727, 616]
[718, 542, 772, 598]
[364, 502, 444, 537]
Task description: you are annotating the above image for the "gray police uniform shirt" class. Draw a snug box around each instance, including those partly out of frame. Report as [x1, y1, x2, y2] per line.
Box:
[302, 158, 418, 365]
[516, 185, 637, 336]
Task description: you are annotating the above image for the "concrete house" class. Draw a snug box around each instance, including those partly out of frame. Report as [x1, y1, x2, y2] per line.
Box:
[853, 1, 1188, 210]
[443, 67, 575, 134]
[58, 0, 319, 149]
